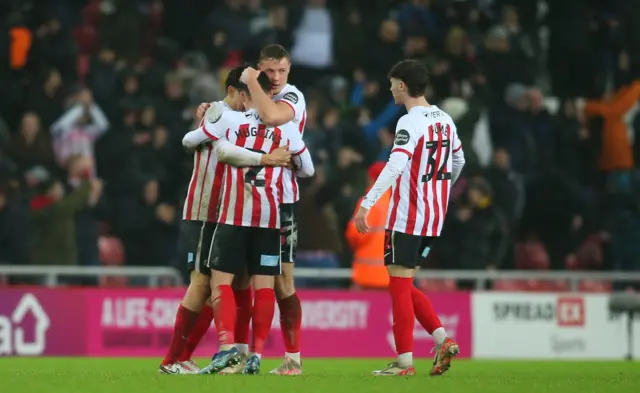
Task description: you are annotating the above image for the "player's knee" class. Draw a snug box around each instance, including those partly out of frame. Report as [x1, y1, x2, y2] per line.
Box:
[183, 273, 211, 310]
[275, 273, 295, 299]
[253, 275, 275, 290]
[387, 264, 415, 278]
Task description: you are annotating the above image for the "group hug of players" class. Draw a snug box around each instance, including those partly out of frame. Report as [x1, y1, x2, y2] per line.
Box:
[158, 44, 466, 377]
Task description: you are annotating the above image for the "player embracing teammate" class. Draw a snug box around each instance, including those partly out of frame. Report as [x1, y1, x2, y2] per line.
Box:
[191, 70, 313, 375]
[194, 45, 308, 375]
[159, 67, 292, 375]
[355, 59, 466, 376]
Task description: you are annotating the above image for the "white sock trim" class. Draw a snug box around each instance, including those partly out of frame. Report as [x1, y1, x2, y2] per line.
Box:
[285, 352, 301, 364]
[397, 352, 413, 367]
[432, 327, 447, 345]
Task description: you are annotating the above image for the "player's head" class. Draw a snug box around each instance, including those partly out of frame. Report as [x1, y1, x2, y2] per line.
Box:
[237, 71, 272, 110]
[387, 59, 429, 104]
[224, 65, 250, 111]
[258, 44, 291, 94]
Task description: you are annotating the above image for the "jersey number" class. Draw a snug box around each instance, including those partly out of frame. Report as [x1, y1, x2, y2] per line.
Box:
[244, 149, 267, 187]
[422, 124, 452, 182]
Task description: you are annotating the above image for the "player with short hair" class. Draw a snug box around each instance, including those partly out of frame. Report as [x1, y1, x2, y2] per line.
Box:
[159, 67, 291, 375]
[195, 44, 307, 375]
[189, 72, 314, 375]
[354, 59, 465, 376]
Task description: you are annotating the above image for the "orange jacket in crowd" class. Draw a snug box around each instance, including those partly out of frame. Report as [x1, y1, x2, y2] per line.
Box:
[9, 27, 32, 69]
[345, 163, 390, 289]
[584, 81, 639, 171]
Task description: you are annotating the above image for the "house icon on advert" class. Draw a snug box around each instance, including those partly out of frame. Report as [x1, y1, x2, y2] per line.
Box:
[0, 294, 51, 356]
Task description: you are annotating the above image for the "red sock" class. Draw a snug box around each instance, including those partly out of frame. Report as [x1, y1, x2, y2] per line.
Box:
[411, 286, 442, 334]
[234, 288, 253, 345]
[252, 288, 275, 354]
[178, 305, 214, 361]
[389, 277, 414, 355]
[277, 292, 302, 353]
[162, 305, 199, 365]
[212, 285, 236, 346]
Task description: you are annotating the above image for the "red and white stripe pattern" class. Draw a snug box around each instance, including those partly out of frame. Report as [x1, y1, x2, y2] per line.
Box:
[182, 102, 230, 222]
[280, 110, 306, 203]
[386, 108, 462, 237]
[273, 84, 307, 204]
[217, 111, 286, 228]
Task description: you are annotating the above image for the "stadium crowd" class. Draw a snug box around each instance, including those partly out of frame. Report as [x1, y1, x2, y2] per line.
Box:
[1, 0, 640, 288]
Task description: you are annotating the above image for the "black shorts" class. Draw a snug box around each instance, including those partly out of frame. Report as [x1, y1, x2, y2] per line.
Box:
[280, 203, 298, 263]
[208, 223, 281, 276]
[181, 220, 217, 276]
[384, 230, 436, 269]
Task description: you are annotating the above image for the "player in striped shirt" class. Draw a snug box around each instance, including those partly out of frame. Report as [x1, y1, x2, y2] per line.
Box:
[195, 45, 308, 375]
[189, 73, 314, 375]
[159, 67, 291, 375]
[355, 60, 466, 376]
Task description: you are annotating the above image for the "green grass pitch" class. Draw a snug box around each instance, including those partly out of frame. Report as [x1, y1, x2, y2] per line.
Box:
[1, 358, 639, 393]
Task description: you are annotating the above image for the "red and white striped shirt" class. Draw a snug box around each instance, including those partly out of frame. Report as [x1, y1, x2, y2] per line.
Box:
[182, 101, 230, 222]
[272, 84, 307, 204]
[202, 108, 306, 229]
[361, 105, 465, 237]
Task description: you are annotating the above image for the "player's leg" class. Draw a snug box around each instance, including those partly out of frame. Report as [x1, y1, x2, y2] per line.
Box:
[271, 203, 303, 375]
[242, 227, 280, 375]
[413, 239, 458, 376]
[177, 222, 218, 367]
[231, 268, 252, 356]
[372, 231, 419, 376]
[218, 273, 252, 374]
[160, 221, 211, 374]
[198, 224, 246, 375]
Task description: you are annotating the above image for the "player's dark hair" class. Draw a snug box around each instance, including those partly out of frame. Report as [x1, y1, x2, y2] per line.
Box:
[387, 59, 429, 98]
[225, 65, 249, 90]
[236, 72, 272, 96]
[259, 44, 290, 61]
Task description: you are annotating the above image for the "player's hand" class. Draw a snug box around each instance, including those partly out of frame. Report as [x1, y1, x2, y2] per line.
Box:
[196, 102, 211, 120]
[240, 67, 260, 84]
[260, 145, 291, 167]
[354, 206, 370, 234]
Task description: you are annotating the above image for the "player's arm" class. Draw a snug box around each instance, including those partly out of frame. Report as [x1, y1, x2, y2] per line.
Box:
[182, 103, 229, 148]
[451, 127, 465, 184]
[291, 146, 314, 177]
[361, 118, 416, 209]
[246, 77, 295, 126]
[288, 132, 314, 177]
[216, 142, 291, 168]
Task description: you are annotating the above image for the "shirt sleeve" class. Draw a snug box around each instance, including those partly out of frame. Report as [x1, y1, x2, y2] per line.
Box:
[389, 115, 419, 159]
[450, 125, 465, 183]
[182, 106, 230, 148]
[360, 150, 411, 209]
[292, 147, 315, 178]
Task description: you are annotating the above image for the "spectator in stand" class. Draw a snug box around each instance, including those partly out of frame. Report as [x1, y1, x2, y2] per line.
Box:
[435, 178, 510, 279]
[0, 184, 30, 272]
[580, 80, 638, 176]
[114, 179, 178, 270]
[67, 154, 107, 271]
[10, 112, 56, 176]
[50, 88, 109, 168]
[29, 167, 94, 269]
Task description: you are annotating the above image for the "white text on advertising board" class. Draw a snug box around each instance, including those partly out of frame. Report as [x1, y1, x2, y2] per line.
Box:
[0, 294, 50, 355]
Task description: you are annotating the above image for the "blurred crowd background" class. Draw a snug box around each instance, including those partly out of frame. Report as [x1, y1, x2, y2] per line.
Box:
[1, 0, 640, 289]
